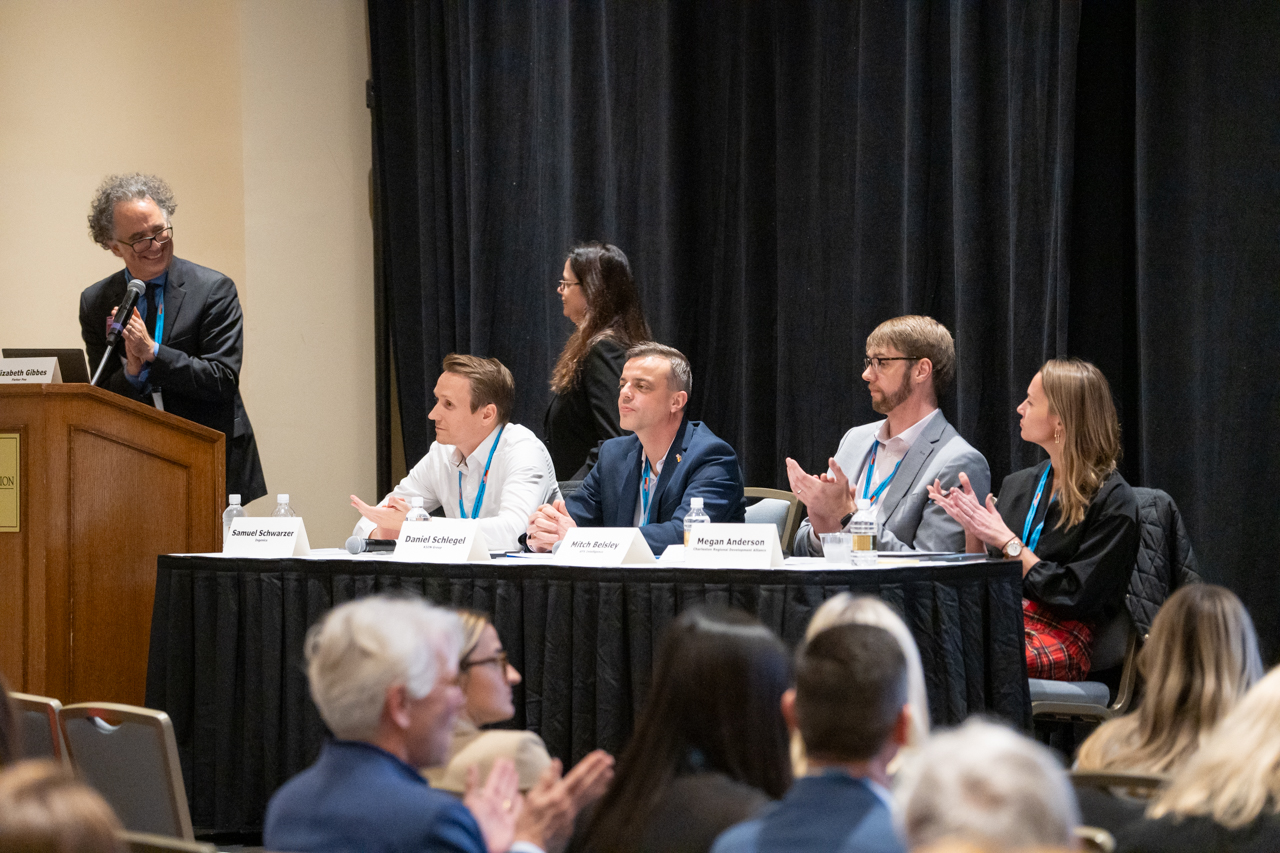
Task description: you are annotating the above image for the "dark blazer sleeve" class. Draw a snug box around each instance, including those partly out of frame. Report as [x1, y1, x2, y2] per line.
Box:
[80, 276, 147, 401]
[1021, 476, 1140, 622]
[576, 339, 628, 476]
[147, 265, 244, 402]
[422, 799, 488, 853]
[565, 452, 608, 528]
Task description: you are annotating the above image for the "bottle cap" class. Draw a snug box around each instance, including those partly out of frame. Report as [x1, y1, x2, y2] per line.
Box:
[411, 496, 424, 507]
[856, 498, 872, 510]
[277, 494, 289, 503]
[691, 497, 704, 509]
[229, 494, 241, 505]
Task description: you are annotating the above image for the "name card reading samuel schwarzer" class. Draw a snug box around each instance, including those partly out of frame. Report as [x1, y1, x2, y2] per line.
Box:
[686, 523, 785, 568]
[558, 528, 656, 566]
[0, 357, 61, 384]
[394, 519, 489, 562]
[224, 516, 311, 557]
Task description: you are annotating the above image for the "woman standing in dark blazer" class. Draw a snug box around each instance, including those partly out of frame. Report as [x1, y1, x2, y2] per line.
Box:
[545, 242, 650, 481]
[928, 358, 1139, 681]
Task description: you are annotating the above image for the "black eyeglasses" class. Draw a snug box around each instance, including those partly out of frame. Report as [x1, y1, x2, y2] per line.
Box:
[863, 355, 921, 372]
[119, 226, 173, 253]
[556, 279, 580, 291]
[461, 650, 509, 674]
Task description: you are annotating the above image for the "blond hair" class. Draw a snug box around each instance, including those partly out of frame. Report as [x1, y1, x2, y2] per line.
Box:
[1039, 358, 1121, 529]
[1148, 665, 1280, 827]
[1076, 584, 1262, 775]
[865, 315, 956, 393]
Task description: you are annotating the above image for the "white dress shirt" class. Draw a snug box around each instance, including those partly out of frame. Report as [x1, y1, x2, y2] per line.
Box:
[353, 422, 560, 552]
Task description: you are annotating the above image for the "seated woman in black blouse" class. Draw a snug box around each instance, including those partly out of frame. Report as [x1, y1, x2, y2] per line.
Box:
[927, 358, 1138, 680]
[544, 242, 650, 481]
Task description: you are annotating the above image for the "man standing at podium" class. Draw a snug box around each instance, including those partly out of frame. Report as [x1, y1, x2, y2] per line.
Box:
[79, 173, 266, 503]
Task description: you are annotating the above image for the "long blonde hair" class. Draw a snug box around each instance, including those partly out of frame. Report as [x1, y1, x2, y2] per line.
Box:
[792, 594, 930, 775]
[1075, 584, 1263, 775]
[1148, 664, 1280, 827]
[1039, 358, 1121, 529]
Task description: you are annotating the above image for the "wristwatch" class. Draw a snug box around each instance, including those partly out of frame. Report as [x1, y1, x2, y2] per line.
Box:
[1002, 537, 1023, 558]
[839, 511, 855, 529]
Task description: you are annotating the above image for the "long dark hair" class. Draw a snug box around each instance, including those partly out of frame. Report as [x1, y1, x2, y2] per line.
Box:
[550, 242, 650, 394]
[575, 607, 792, 850]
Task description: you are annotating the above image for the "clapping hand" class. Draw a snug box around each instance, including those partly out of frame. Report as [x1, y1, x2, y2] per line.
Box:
[464, 758, 522, 853]
[349, 494, 410, 538]
[526, 500, 576, 553]
[926, 472, 1013, 549]
[514, 750, 615, 853]
[785, 456, 855, 534]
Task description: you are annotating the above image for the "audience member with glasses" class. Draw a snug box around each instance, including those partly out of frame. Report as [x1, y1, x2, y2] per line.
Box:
[786, 315, 989, 556]
[544, 242, 651, 481]
[79, 172, 266, 504]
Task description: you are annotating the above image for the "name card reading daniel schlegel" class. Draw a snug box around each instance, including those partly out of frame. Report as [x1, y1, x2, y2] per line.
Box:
[686, 523, 785, 568]
[558, 528, 656, 565]
[394, 519, 489, 562]
[224, 517, 311, 557]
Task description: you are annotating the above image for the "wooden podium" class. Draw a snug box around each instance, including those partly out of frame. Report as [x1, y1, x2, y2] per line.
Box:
[0, 384, 224, 705]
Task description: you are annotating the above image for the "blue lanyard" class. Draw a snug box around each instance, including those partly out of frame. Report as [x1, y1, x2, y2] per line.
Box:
[861, 441, 904, 504]
[457, 425, 504, 519]
[1021, 465, 1055, 552]
[641, 457, 654, 525]
[153, 287, 165, 345]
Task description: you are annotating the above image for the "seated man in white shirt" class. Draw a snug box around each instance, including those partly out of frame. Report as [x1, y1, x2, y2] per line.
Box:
[351, 354, 560, 552]
[786, 316, 989, 555]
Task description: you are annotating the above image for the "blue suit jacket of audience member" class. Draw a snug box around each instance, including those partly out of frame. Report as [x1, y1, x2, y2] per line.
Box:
[263, 739, 486, 853]
[566, 416, 747, 554]
[710, 770, 905, 853]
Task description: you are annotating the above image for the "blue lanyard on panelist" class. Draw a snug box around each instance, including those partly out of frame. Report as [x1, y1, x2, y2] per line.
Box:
[641, 457, 655, 525]
[152, 286, 165, 346]
[1021, 464, 1055, 552]
[861, 441, 903, 504]
[458, 425, 504, 519]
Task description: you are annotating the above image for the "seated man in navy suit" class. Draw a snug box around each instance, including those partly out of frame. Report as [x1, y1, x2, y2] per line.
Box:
[525, 343, 746, 555]
[712, 623, 909, 853]
[264, 595, 612, 853]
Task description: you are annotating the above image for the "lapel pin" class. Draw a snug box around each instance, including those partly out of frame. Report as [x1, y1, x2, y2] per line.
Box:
[676, 454, 682, 463]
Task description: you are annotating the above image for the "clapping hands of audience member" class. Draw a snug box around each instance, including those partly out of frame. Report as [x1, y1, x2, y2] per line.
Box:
[514, 749, 615, 853]
[464, 758, 523, 853]
[350, 494, 411, 538]
[525, 500, 577, 553]
[926, 472, 1012, 548]
[785, 456, 855, 534]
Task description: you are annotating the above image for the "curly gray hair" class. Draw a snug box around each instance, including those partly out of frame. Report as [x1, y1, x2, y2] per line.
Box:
[87, 173, 177, 248]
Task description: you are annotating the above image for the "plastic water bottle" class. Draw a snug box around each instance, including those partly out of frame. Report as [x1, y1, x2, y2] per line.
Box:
[684, 497, 711, 546]
[271, 494, 296, 518]
[851, 498, 878, 566]
[222, 494, 246, 549]
[405, 496, 431, 522]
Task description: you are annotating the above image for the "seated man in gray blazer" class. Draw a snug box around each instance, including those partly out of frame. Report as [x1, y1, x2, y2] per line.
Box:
[787, 316, 989, 555]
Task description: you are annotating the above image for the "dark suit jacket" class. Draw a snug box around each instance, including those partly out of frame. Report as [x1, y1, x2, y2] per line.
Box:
[711, 771, 904, 853]
[566, 417, 746, 554]
[264, 739, 486, 853]
[79, 257, 266, 502]
[632, 772, 772, 853]
[1116, 810, 1280, 853]
[544, 336, 630, 480]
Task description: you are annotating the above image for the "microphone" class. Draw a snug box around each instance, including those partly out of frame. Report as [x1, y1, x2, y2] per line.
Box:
[91, 279, 147, 386]
[345, 536, 398, 555]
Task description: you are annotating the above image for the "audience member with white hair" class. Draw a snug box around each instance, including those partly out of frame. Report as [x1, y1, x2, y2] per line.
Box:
[263, 595, 613, 853]
[1115, 664, 1280, 853]
[794, 594, 930, 776]
[895, 717, 1080, 851]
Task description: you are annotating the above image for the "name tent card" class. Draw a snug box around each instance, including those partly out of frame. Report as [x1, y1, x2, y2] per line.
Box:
[558, 528, 656, 565]
[224, 517, 311, 557]
[686, 523, 785, 568]
[0, 357, 61, 384]
[394, 519, 489, 562]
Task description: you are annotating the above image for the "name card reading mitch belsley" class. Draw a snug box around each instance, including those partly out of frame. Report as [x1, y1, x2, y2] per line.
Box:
[686, 523, 784, 568]
[558, 528, 656, 565]
[394, 519, 489, 562]
[223, 517, 311, 557]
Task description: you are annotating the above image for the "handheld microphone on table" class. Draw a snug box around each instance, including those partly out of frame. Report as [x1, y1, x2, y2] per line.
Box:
[91, 278, 147, 386]
[345, 536, 399, 555]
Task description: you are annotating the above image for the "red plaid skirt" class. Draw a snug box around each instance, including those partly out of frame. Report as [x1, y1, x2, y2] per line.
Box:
[1023, 598, 1094, 681]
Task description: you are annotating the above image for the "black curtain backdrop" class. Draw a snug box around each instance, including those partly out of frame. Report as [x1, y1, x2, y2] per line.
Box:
[369, 1, 1280, 660]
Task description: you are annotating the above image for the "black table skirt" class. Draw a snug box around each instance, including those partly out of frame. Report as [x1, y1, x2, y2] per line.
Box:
[146, 555, 1030, 833]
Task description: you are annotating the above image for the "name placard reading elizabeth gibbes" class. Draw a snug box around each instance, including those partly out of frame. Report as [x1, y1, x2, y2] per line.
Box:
[558, 528, 656, 566]
[686, 523, 785, 568]
[224, 517, 311, 557]
[0, 357, 61, 384]
[394, 519, 489, 562]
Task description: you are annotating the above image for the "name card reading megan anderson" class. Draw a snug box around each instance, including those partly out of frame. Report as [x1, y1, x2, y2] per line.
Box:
[557, 528, 656, 565]
[224, 517, 311, 557]
[394, 519, 489, 562]
[686, 523, 785, 568]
